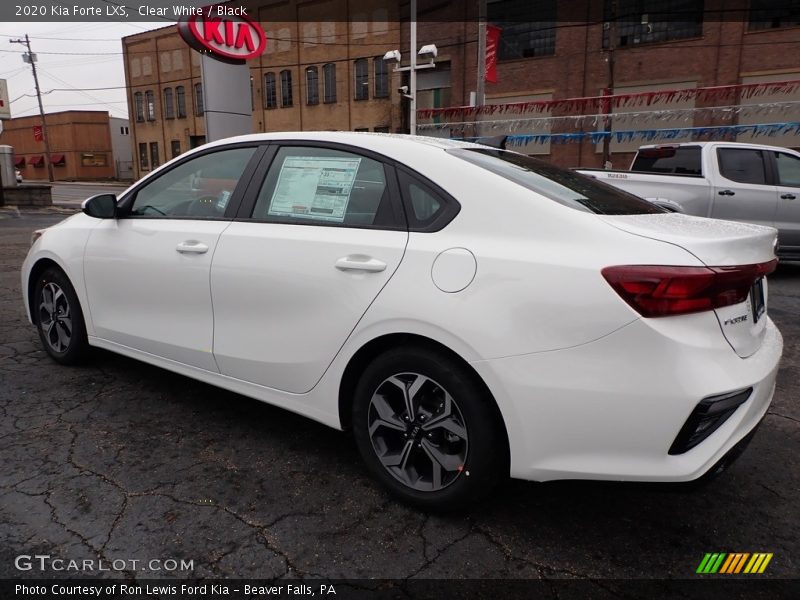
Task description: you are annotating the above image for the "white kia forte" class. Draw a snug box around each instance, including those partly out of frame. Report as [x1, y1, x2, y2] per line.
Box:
[22, 132, 782, 509]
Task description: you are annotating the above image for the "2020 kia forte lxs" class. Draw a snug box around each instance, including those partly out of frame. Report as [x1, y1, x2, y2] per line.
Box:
[22, 132, 782, 509]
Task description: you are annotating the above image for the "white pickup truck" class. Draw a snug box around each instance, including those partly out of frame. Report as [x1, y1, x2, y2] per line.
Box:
[576, 142, 800, 260]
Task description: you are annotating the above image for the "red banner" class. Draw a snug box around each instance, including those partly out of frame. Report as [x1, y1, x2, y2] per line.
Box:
[485, 25, 501, 84]
[33, 125, 43, 142]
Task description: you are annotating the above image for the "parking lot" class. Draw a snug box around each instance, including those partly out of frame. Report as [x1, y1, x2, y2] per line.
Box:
[0, 210, 798, 582]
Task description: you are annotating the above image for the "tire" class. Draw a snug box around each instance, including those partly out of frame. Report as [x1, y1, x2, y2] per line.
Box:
[352, 345, 508, 510]
[33, 266, 90, 365]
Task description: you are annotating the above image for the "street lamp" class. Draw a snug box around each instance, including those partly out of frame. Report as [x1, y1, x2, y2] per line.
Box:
[383, 0, 437, 135]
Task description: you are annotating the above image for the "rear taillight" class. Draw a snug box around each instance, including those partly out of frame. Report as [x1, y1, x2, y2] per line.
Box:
[601, 260, 777, 317]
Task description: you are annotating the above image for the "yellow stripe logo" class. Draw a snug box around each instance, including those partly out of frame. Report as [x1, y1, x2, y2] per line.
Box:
[697, 552, 773, 574]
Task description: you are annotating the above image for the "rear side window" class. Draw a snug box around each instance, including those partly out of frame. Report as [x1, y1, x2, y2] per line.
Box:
[631, 146, 702, 176]
[448, 148, 665, 215]
[717, 148, 767, 184]
[251, 146, 400, 228]
[775, 152, 800, 187]
[396, 170, 460, 231]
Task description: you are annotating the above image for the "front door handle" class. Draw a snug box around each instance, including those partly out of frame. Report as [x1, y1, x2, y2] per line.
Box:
[335, 255, 387, 273]
[176, 240, 209, 254]
[718, 189, 735, 196]
[781, 193, 797, 200]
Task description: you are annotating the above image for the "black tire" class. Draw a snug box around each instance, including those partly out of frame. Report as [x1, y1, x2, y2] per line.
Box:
[33, 266, 90, 365]
[352, 345, 508, 510]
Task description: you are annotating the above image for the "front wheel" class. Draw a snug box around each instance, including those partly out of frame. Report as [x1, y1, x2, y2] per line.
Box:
[33, 267, 90, 365]
[352, 346, 508, 510]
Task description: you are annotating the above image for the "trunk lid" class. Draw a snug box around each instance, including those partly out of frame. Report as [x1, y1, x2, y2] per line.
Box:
[601, 212, 778, 358]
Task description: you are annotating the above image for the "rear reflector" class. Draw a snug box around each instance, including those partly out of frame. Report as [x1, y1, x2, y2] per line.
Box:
[669, 388, 752, 455]
[601, 260, 777, 318]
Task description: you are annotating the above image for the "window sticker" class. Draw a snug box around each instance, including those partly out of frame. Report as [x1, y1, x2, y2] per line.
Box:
[267, 156, 362, 222]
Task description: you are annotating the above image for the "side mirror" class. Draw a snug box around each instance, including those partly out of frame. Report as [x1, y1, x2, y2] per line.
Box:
[82, 194, 117, 219]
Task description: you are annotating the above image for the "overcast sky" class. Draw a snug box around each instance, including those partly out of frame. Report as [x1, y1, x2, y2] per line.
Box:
[0, 22, 166, 121]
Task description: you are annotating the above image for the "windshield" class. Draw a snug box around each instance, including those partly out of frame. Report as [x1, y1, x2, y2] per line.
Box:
[448, 148, 666, 215]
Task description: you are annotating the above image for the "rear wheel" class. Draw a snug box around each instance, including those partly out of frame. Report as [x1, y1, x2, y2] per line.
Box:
[352, 346, 507, 510]
[33, 267, 90, 365]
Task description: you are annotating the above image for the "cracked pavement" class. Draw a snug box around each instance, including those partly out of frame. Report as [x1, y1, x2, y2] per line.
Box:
[1, 211, 798, 581]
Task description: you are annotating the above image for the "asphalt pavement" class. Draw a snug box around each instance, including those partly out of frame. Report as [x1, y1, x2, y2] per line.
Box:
[0, 210, 798, 586]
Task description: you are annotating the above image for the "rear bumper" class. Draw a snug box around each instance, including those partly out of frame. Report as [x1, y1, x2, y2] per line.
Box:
[471, 315, 782, 482]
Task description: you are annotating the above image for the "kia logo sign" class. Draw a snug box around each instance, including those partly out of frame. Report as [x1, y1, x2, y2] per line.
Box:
[178, 9, 266, 64]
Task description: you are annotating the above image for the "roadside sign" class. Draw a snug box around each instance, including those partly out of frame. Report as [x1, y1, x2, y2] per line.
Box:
[0, 79, 10, 120]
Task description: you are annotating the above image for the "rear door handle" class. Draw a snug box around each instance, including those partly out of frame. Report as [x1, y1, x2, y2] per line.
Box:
[718, 189, 735, 196]
[781, 193, 797, 200]
[176, 240, 209, 254]
[335, 255, 387, 273]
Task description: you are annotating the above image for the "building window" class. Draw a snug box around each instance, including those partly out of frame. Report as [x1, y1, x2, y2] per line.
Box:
[119, 126, 129, 135]
[323, 63, 337, 103]
[749, 0, 800, 30]
[264, 72, 277, 108]
[354, 58, 368, 100]
[134, 92, 144, 122]
[602, 0, 704, 48]
[139, 143, 149, 171]
[163, 88, 174, 119]
[145, 90, 156, 121]
[81, 153, 106, 167]
[374, 57, 389, 98]
[306, 66, 319, 105]
[176, 85, 187, 118]
[280, 69, 293, 107]
[171, 140, 181, 158]
[488, 0, 557, 59]
[149, 142, 159, 169]
[194, 83, 204, 115]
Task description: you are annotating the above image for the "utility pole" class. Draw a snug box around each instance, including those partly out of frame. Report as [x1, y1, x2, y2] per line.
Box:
[601, 2, 616, 169]
[11, 34, 54, 182]
[410, 0, 418, 134]
[476, 0, 487, 107]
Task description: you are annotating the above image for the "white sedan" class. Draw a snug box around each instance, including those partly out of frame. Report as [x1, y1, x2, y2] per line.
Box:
[22, 132, 782, 509]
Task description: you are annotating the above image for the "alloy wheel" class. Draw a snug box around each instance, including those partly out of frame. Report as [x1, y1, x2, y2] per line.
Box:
[367, 372, 469, 491]
[39, 282, 72, 353]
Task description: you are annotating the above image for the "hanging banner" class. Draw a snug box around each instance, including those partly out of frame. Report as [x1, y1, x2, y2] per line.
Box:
[417, 78, 800, 120]
[33, 125, 43, 142]
[485, 25, 501, 84]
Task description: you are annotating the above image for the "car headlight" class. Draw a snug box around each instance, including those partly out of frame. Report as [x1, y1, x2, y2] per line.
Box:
[31, 229, 45, 246]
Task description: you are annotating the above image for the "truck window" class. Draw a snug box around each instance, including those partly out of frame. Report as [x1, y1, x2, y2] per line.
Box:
[717, 148, 767, 185]
[774, 152, 800, 187]
[631, 146, 702, 176]
[448, 148, 665, 215]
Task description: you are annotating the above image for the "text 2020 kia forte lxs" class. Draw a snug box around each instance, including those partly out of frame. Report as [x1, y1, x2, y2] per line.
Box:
[22, 133, 782, 509]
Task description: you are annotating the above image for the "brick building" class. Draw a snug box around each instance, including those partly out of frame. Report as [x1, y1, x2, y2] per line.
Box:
[0, 110, 123, 181]
[123, 0, 401, 179]
[124, 0, 800, 175]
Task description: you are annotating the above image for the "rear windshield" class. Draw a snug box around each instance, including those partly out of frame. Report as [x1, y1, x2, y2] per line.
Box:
[448, 148, 665, 215]
[631, 146, 702, 176]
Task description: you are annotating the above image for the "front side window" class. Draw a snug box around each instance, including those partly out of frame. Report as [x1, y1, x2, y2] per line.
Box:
[306, 66, 319, 105]
[145, 90, 156, 121]
[374, 57, 389, 98]
[280, 69, 293, 107]
[134, 92, 144, 122]
[775, 152, 800, 187]
[323, 63, 337, 103]
[717, 148, 767, 185]
[130, 147, 256, 218]
[194, 83, 204, 115]
[354, 58, 368, 100]
[163, 87, 174, 119]
[251, 146, 398, 228]
[176, 86, 187, 118]
[265, 72, 277, 109]
[449, 148, 665, 215]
